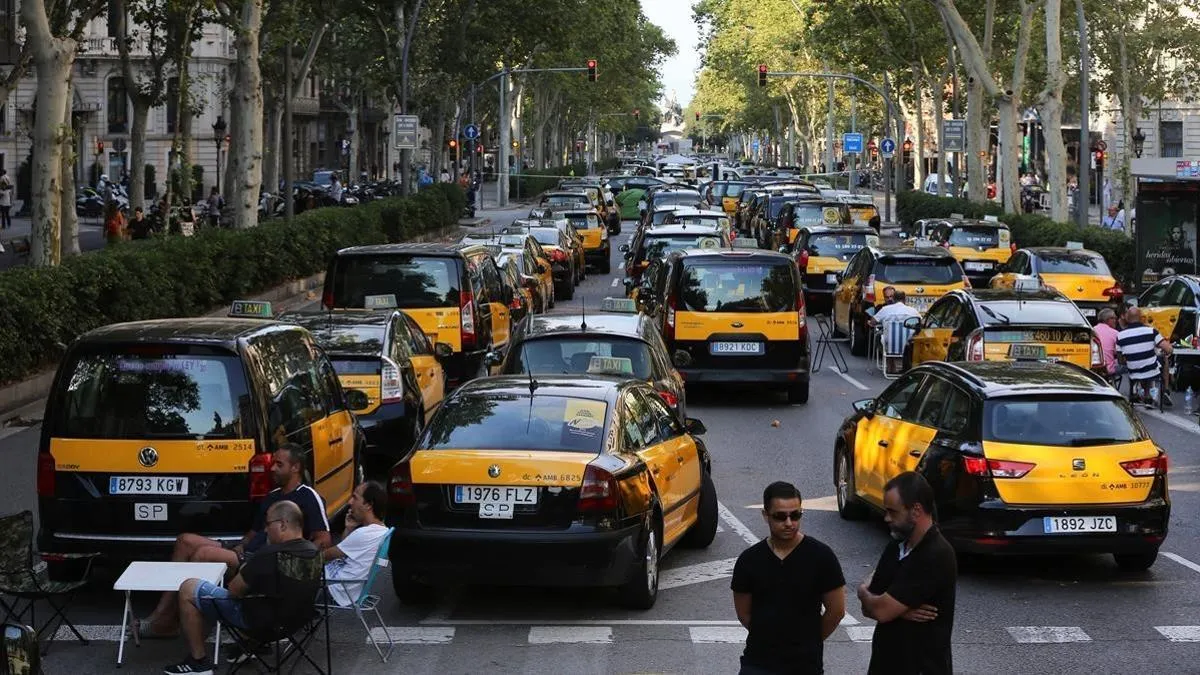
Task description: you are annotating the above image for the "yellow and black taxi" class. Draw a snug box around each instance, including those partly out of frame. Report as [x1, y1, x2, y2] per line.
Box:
[620, 223, 731, 289]
[507, 222, 580, 299]
[561, 208, 612, 273]
[386, 376, 718, 608]
[990, 246, 1123, 320]
[322, 243, 514, 385]
[277, 307, 450, 478]
[903, 286, 1104, 372]
[834, 360, 1169, 570]
[705, 180, 753, 216]
[560, 179, 620, 234]
[493, 298, 687, 417]
[37, 302, 364, 557]
[792, 225, 880, 312]
[838, 194, 881, 232]
[642, 248, 810, 403]
[1139, 274, 1200, 386]
[545, 216, 589, 282]
[537, 190, 592, 216]
[494, 232, 556, 311]
[833, 246, 969, 355]
[776, 200, 853, 249]
[496, 249, 544, 318]
[905, 218, 1014, 286]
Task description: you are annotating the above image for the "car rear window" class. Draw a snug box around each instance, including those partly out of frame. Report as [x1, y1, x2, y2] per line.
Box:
[792, 204, 835, 226]
[524, 228, 561, 247]
[56, 351, 248, 439]
[424, 394, 609, 453]
[566, 214, 602, 230]
[949, 226, 1000, 247]
[654, 192, 702, 207]
[725, 184, 747, 198]
[848, 205, 878, 223]
[807, 232, 878, 258]
[975, 301, 1087, 327]
[876, 258, 963, 284]
[983, 397, 1145, 446]
[330, 255, 459, 309]
[509, 337, 653, 379]
[330, 358, 380, 375]
[1037, 252, 1111, 275]
[641, 233, 726, 260]
[679, 262, 796, 313]
[544, 195, 589, 207]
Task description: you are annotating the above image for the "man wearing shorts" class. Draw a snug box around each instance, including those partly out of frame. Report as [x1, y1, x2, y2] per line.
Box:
[164, 500, 318, 675]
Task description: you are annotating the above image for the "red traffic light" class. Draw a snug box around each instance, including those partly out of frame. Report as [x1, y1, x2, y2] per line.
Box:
[586, 59, 597, 82]
[695, 112, 701, 122]
[633, 108, 640, 120]
[97, 141, 105, 153]
[757, 64, 768, 87]
[448, 139, 458, 148]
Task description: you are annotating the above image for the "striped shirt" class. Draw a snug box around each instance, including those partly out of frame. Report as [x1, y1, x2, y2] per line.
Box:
[1116, 323, 1164, 381]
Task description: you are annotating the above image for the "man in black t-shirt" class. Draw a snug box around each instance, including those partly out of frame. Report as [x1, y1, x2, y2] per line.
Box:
[857, 471, 957, 675]
[731, 482, 846, 675]
[164, 500, 320, 675]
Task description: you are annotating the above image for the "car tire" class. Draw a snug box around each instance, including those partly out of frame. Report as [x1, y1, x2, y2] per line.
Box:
[562, 280, 575, 301]
[786, 381, 809, 404]
[849, 316, 868, 356]
[618, 515, 661, 610]
[835, 447, 869, 520]
[392, 568, 435, 604]
[602, 259, 612, 274]
[681, 471, 718, 549]
[1114, 550, 1158, 572]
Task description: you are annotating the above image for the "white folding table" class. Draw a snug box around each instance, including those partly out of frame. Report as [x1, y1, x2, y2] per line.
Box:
[113, 561, 228, 668]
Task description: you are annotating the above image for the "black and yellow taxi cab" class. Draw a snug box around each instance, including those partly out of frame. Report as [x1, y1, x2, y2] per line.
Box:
[386, 375, 717, 608]
[492, 232, 556, 311]
[834, 360, 1169, 570]
[837, 194, 881, 232]
[792, 225, 880, 311]
[276, 307, 451, 478]
[561, 208, 612, 273]
[903, 286, 1104, 372]
[705, 180, 753, 216]
[1139, 274, 1200, 387]
[643, 188, 703, 228]
[903, 218, 1014, 286]
[620, 223, 731, 291]
[641, 248, 810, 403]
[560, 179, 620, 234]
[492, 297, 687, 417]
[832, 246, 969, 356]
[37, 301, 365, 558]
[990, 246, 1123, 320]
[496, 249, 543, 318]
[322, 242, 514, 385]
[775, 200, 853, 249]
[537, 190, 592, 215]
[542, 215, 589, 282]
[507, 221, 581, 298]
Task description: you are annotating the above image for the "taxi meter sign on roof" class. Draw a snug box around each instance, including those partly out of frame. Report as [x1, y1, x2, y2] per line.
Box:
[602, 297, 638, 313]
[587, 356, 635, 376]
[229, 300, 273, 318]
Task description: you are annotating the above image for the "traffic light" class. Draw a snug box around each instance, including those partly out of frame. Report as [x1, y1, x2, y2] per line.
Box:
[695, 112, 701, 122]
[96, 140, 105, 155]
[448, 139, 457, 150]
[633, 109, 640, 121]
[476, 144, 483, 154]
[757, 64, 768, 87]
[1093, 150, 1105, 170]
[512, 140, 519, 149]
[587, 59, 597, 82]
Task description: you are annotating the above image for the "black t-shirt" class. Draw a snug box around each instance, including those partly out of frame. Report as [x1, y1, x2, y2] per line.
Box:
[239, 538, 320, 630]
[245, 485, 329, 554]
[128, 217, 151, 239]
[867, 525, 957, 675]
[730, 536, 846, 674]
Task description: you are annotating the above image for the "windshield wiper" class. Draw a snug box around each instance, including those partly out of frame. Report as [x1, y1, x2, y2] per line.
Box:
[979, 305, 1011, 324]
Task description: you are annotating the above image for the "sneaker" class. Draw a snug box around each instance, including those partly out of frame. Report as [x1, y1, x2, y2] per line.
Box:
[1162, 392, 1174, 408]
[162, 657, 213, 675]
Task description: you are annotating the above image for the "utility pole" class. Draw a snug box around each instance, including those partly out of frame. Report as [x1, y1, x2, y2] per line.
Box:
[850, 94, 857, 193]
[498, 68, 508, 207]
[1076, 0, 1090, 227]
[824, 60, 834, 175]
[283, 42, 294, 223]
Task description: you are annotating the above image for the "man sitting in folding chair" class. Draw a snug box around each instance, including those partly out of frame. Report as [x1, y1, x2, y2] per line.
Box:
[164, 500, 319, 675]
[869, 290, 920, 376]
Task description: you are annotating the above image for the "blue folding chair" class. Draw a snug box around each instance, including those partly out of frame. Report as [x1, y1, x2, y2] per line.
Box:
[320, 527, 396, 662]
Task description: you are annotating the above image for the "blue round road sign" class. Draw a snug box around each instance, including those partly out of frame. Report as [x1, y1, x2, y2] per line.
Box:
[880, 137, 896, 155]
[463, 124, 480, 140]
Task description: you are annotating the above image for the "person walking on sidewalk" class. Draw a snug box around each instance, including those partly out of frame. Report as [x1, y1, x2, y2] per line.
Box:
[0, 169, 13, 229]
[731, 481, 846, 675]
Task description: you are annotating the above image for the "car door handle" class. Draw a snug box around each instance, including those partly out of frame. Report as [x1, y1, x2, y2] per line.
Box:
[878, 440, 889, 447]
[909, 450, 922, 457]
[676, 456, 685, 464]
[329, 437, 344, 445]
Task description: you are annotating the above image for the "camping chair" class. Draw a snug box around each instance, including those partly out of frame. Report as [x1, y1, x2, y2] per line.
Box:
[811, 314, 849, 374]
[219, 550, 331, 674]
[0, 512, 99, 653]
[877, 318, 915, 379]
[319, 528, 396, 662]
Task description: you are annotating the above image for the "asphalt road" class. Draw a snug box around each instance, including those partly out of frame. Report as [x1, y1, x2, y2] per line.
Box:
[4, 218, 1200, 674]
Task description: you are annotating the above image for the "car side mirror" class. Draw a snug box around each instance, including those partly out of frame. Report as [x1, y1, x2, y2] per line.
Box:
[434, 342, 454, 359]
[344, 389, 371, 412]
[898, 232, 909, 240]
[685, 417, 708, 435]
[852, 398, 875, 417]
[903, 316, 922, 330]
[484, 350, 504, 367]
[619, 244, 630, 253]
[835, 271, 844, 282]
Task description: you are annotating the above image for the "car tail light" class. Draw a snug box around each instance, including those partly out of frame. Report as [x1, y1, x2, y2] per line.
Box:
[964, 455, 1035, 478]
[658, 390, 679, 408]
[551, 249, 568, 263]
[578, 463, 619, 512]
[460, 288, 476, 350]
[1102, 283, 1124, 299]
[1120, 455, 1168, 477]
[962, 456, 989, 476]
[509, 292, 523, 310]
[864, 274, 876, 305]
[381, 356, 404, 403]
[966, 329, 985, 361]
[388, 460, 416, 507]
[1090, 337, 1104, 369]
[796, 287, 808, 342]
[322, 290, 334, 309]
[664, 294, 677, 341]
[248, 453, 274, 500]
[798, 249, 810, 271]
[36, 453, 55, 496]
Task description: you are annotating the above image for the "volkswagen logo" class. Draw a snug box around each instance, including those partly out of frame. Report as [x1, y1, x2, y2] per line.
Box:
[1072, 458, 1086, 471]
[138, 447, 159, 468]
[488, 464, 501, 479]
[731, 321, 744, 328]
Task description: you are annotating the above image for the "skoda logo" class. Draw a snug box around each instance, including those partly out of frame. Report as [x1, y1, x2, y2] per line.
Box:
[1072, 458, 1086, 471]
[488, 464, 501, 479]
[731, 321, 744, 328]
[138, 447, 159, 468]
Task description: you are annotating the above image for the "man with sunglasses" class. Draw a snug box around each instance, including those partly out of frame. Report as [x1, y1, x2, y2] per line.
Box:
[731, 482, 846, 675]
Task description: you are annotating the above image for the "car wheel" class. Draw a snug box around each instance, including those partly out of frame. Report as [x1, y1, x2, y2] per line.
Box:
[1114, 550, 1158, 572]
[563, 279, 575, 300]
[835, 447, 869, 520]
[850, 316, 868, 356]
[619, 515, 660, 610]
[681, 471, 718, 549]
[602, 259, 612, 274]
[392, 567, 435, 604]
[786, 381, 809, 404]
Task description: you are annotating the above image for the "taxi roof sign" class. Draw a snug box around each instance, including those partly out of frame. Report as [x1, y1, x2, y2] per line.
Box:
[1065, 240, 1084, 250]
[587, 356, 634, 376]
[364, 294, 398, 309]
[229, 300, 273, 319]
[983, 215, 1000, 223]
[1012, 276, 1043, 293]
[601, 297, 638, 313]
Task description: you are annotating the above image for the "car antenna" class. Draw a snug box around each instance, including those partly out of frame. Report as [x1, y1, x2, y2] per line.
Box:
[580, 299, 588, 331]
[522, 344, 539, 395]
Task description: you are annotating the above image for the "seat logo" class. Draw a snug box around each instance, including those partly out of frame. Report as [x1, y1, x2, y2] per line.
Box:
[731, 321, 744, 328]
[138, 447, 159, 468]
[488, 464, 501, 478]
[1072, 458, 1086, 471]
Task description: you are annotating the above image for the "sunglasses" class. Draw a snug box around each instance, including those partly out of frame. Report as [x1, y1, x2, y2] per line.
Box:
[769, 511, 802, 522]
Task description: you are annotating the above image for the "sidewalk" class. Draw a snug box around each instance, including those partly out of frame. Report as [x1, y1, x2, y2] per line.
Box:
[0, 213, 107, 270]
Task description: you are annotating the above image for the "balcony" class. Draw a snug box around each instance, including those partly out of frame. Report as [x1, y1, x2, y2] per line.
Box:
[293, 96, 320, 117]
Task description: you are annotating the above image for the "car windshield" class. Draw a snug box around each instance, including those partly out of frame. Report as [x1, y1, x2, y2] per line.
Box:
[544, 195, 589, 207]
[976, 300, 1086, 326]
[808, 233, 878, 258]
[641, 233, 725, 259]
[767, 197, 791, 219]
[330, 255, 459, 308]
[56, 351, 248, 439]
[424, 394, 609, 453]
[983, 397, 1145, 446]
[508, 337, 653, 379]
[679, 261, 796, 312]
[525, 228, 561, 247]
[792, 204, 834, 226]
[1037, 252, 1111, 275]
[949, 226, 1001, 247]
[726, 184, 747, 198]
[876, 258, 963, 284]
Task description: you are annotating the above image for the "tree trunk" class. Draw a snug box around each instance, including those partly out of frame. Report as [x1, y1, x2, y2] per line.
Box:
[228, 0, 265, 228]
[126, 100, 150, 212]
[262, 99, 283, 197]
[180, 95, 195, 201]
[912, 65, 926, 192]
[1037, 0, 1069, 222]
[936, 67, 950, 197]
[1117, 26, 1138, 213]
[348, 101, 360, 183]
[60, 99, 80, 257]
[966, 76, 986, 202]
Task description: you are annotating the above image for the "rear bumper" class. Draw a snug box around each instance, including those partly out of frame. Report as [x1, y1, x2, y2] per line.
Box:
[358, 404, 420, 461]
[681, 364, 809, 385]
[943, 497, 1169, 555]
[585, 243, 611, 263]
[389, 522, 642, 587]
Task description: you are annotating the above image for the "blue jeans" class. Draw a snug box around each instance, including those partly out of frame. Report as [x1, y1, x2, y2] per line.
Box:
[194, 580, 246, 629]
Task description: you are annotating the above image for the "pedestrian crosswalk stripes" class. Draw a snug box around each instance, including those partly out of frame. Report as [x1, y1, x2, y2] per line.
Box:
[1006, 626, 1092, 643]
[527, 626, 612, 644]
[1155, 626, 1200, 642]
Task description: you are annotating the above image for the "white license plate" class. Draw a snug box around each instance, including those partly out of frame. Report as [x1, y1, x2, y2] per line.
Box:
[1079, 308, 1096, 317]
[455, 485, 538, 519]
[109, 476, 188, 495]
[710, 341, 764, 355]
[965, 261, 993, 272]
[825, 273, 838, 284]
[1043, 515, 1116, 534]
[911, 297, 934, 312]
[134, 503, 168, 521]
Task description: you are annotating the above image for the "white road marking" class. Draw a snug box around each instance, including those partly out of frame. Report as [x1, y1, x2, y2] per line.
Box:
[743, 495, 839, 512]
[659, 557, 737, 590]
[1006, 626, 1091, 643]
[1138, 408, 1199, 433]
[611, 277, 620, 287]
[834, 369, 871, 391]
[52, 625, 232, 643]
[367, 627, 456, 644]
[689, 626, 746, 644]
[528, 626, 612, 644]
[1163, 551, 1200, 575]
[1170, 482, 1200, 493]
[1155, 626, 1200, 642]
[845, 625, 875, 642]
[717, 501, 761, 546]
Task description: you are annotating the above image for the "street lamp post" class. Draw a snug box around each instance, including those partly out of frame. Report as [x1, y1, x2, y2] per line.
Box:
[1132, 127, 1146, 158]
[212, 115, 226, 194]
[1075, 0, 1090, 227]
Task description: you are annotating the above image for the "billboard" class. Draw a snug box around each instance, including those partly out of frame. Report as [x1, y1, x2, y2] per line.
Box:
[1135, 181, 1199, 288]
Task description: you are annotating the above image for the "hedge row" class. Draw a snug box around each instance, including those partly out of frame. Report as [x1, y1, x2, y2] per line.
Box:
[508, 158, 622, 200]
[0, 184, 466, 385]
[895, 190, 1135, 289]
